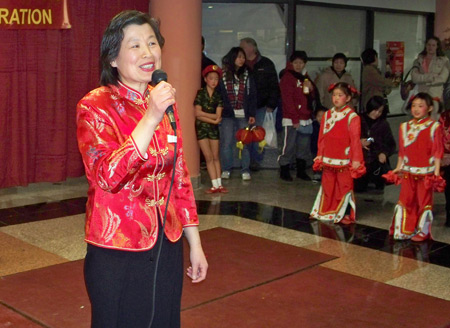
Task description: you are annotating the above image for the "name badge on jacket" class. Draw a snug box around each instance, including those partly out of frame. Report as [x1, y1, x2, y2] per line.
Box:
[168, 135, 177, 143]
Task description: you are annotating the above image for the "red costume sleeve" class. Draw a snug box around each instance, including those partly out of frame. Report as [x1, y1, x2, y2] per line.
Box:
[76, 103, 147, 194]
[317, 111, 326, 157]
[433, 122, 444, 160]
[397, 123, 405, 159]
[349, 114, 363, 162]
[439, 114, 450, 154]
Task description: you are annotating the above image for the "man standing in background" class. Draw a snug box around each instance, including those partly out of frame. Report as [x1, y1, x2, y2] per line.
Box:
[240, 37, 280, 171]
[202, 36, 217, 88]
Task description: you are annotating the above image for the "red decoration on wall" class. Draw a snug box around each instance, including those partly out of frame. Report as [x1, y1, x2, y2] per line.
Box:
[385, 41, 404, 85]
[0, 0, 71, 30]
[0, 0, 149, 188]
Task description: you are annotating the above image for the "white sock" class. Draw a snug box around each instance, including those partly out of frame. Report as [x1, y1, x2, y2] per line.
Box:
[217, 178, 222, 186]
[212, 179, 219, 188]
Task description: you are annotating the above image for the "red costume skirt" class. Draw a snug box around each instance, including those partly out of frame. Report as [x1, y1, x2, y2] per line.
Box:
[310, 165, 355, 223]
[390, 173, 434, 240]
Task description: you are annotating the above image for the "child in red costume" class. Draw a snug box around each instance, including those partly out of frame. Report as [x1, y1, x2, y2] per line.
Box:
[310, 82, 364, 224]
[439, 101, 450, 227]
[390, 92, 443, 241]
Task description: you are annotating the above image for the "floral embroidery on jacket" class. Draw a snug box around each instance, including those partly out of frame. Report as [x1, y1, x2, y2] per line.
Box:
[101, 208, 121, 242]
[76, 82, 199, 251]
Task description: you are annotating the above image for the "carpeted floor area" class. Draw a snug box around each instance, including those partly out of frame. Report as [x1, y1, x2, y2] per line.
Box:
[1, 227, 449, 327]
[183, 264, 450, 328]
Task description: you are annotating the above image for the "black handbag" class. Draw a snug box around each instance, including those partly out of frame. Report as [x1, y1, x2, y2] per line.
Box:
[372, 161, 393, 186]
[372, 161, 391, 177]
[400, 67, 416, 101]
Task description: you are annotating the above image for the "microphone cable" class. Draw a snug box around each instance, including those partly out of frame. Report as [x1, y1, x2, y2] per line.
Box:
[148, 126, 177, 328]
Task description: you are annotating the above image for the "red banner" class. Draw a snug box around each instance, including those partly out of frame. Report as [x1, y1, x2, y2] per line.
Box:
[0, 0, 71, 29]
[385, 41, 404, 84]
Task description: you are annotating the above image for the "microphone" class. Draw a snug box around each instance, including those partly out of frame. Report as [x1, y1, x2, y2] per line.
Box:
[151, 69, 177, 131]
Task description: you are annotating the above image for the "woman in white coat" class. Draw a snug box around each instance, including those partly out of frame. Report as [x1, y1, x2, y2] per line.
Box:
[411, 36, 449, 118]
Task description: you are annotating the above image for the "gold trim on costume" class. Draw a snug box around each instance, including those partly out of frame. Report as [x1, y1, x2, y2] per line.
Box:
[323, 106, 352, 134]
[402, 119, 433, 147]
[402, 165, 435, 175]
[145, 197, 165, 207]
[133, 93, 150, 106]
[318, 190, 352, 216]
[397, 201, 415, 234]
[145, 172, 166, 182]
[322, 156, 350, 166]
[149, 147, 169, 157]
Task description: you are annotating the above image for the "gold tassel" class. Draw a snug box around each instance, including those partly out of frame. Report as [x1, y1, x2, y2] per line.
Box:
[236, 141, 244, 159]
[258, 140, 267, 153]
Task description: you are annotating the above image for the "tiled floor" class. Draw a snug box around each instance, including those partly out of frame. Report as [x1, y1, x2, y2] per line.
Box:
[0, 167, 450, 326]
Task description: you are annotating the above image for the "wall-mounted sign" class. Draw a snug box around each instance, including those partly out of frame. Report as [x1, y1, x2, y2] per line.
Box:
[0, 0, 70, 29]
[385, 41, 404, 85]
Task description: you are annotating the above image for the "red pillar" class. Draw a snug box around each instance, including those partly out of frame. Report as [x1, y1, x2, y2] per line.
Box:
[150, 0, 202, 185]
[435, 0, 450, 41]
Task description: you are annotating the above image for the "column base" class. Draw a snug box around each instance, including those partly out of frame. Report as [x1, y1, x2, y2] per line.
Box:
[190, 174, 201, 190]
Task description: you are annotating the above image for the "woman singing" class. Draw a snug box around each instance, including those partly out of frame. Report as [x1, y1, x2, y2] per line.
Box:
[76, 10, 207, 328]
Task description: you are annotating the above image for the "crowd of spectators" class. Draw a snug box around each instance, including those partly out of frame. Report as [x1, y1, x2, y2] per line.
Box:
[198, 36, 450, 202]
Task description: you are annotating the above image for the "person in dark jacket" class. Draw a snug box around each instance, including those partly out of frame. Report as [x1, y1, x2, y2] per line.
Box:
[361, 48, 394, 113]
[219, 47, 257, 180]
[355, 95, 396, 192]
[240, 37, 280, 171]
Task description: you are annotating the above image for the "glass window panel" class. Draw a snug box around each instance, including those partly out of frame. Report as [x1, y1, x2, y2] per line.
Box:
[202, 3, 287, 75]
[374, 12, 427, 114]
[296, 5, 366, 58]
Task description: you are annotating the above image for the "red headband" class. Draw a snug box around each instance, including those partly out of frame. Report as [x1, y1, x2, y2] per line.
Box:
[327, 83, 337, 92]
[327, 83, 359, 95]
[409, 95, 441, 104]
[349, 85, 359, 95]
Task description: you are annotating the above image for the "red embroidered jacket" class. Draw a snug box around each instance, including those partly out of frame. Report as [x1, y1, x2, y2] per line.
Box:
[76, 81, 198, 251]
[398, 117, 443, 175]
[439, 111, 450, 155]
[317, 105, 363, 167]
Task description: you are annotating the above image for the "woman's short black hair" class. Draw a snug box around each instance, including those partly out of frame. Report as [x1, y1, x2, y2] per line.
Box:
[419, 36, 445, 57]
[100, 10, 165, 86]
[290, 50, 308, 63]
[366, 95, 387, 118]
[332, 53, 348, 64]
[360, 48, 378, 65]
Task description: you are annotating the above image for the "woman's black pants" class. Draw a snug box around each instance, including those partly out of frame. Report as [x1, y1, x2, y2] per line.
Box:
[84, 234, 183, 328]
